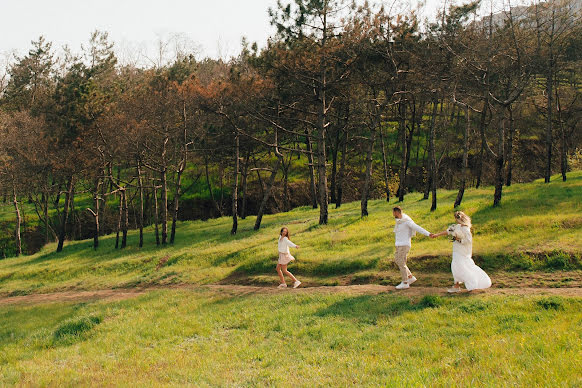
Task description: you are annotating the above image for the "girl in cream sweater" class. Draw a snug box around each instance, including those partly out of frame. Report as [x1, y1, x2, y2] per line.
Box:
[277, 227, 301, 288]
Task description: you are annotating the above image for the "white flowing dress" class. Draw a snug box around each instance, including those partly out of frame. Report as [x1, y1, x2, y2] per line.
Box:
[447, 224, 491, 291]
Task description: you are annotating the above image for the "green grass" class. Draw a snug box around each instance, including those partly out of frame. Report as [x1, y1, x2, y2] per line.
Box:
[0, 172, 581, 386]
[0, 171, 581, 295]
[1, 290, 581, 386]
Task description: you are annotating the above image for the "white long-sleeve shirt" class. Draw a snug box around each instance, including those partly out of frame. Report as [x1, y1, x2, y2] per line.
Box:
[393, 213, 430, 247]
[278, 236, 297, 253]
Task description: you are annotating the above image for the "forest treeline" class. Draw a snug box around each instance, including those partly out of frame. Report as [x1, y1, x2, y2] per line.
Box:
[0, 0, 581, 257]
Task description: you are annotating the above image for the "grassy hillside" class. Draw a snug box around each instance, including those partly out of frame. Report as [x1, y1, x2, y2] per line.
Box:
[0, 172, 581, 296]
[1, 289, 581, 386]
[1, 172, 581, 386]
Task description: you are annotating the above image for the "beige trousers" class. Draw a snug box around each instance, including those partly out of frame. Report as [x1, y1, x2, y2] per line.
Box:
[394, 246, 412, 283]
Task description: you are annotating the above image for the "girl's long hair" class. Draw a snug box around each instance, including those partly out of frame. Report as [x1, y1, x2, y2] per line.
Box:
[280, 227, 289, 239]
[454, 211, 472, 229]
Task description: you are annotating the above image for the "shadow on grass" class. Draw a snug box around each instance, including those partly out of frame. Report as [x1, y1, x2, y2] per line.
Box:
[470, 177, 582, 225]
[225, 254, 382, 281]
[315, 294, 445, 324]
[309, 257, 380, 276]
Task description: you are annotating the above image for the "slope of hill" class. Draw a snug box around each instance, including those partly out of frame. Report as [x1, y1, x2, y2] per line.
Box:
[0, 173, 581, 386]
[0, 172, 580, 296]
[0, 287, 581, 386]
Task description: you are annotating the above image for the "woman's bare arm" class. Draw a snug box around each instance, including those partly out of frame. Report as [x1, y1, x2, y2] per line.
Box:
[431, 230, 448, 238]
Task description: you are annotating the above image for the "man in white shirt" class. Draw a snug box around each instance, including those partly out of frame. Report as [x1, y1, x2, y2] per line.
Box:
[392, 206, 433, 289]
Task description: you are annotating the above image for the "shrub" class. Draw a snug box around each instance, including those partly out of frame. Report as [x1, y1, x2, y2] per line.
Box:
[54, 315, 102, 340]
[509, 253, 534, 270]
[417, 295, 443, 308]
[546, 252, 573, 270]
[536, 297, 564, 311]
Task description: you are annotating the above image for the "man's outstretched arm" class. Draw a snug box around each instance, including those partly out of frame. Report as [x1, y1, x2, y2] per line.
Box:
[408, 220, 431, 237]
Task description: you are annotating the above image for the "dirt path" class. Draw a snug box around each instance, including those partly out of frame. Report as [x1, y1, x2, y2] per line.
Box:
[0, 284, 580, 306]
[0, 288, 149, 306]
[205, 284, 582, 297]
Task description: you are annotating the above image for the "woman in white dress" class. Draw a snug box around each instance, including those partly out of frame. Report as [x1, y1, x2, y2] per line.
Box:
[431, 211, 491, 293]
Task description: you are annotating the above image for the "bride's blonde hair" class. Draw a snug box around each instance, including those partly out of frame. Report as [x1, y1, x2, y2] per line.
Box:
[454, 211, 472, 228]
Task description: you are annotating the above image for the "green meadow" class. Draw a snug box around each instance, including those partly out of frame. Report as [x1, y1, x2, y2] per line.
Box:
[0, 172, 581, 386]
[1, 290, 581, 386]
[0, 172, 581, 295]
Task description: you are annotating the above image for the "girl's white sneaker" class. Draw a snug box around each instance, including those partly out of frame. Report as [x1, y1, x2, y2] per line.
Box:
[447, 287, 461, 293]
[293, 281, 302, 289]
[278, 283, 287, 288]
[395, 282, 410, 290]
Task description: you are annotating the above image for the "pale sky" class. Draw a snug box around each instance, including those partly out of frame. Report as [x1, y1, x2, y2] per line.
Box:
[0, 0, 478, 64]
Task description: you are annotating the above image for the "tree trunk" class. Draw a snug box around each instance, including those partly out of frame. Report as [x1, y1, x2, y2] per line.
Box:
[137, 161, 144, 248]
[172, 101, 188, 243]
[361, 120, 377, 217]
[330, 125, 341, 204]
[422, 127, 430, 200]
[90, 178, 101, 250]
[397, 100, 407, 202]
[316, 129, 329, 224]
[403, 103, 416, 186]
[493, 115, 505, 207]
[160, 169, 168, 245]
[115, 192, 122, 249]
[153, 184, 160, 246]
[316, 11, 329, 225]
[544, 34, 554, 183]
[556, 85, 567, 182]
[282, 158, 290, 212]
[12, 183, 21, 257]
[476, 98, 489, 188]
[170, 167, 184, 244]
[423, 173, 432, 200]
[305, 129, 318, 209]
[253, 158, 265, 198]
[231, 132, 239, 235]
[75, 196, 81, 241]
[336, 127, 348, 208]
[241, 149, 250, 219]
[43, 189, 49, 244]
[428, 98, 438, 211]
[121, 189, 128, 249]
[454, 107, 470, 207]
[69, 186, 76, 240]
[414, 110, 423, 167]
[560, 125, 568, 182]
[56, 176, 73, 253]
[379, 126, 391, 202]
[505, 106, 515, 186]
[219, 167, 224, 213]
[254, 156, 282, 230]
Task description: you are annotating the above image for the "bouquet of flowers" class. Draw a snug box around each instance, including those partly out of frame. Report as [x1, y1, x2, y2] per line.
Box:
[447, 224, 463, 243]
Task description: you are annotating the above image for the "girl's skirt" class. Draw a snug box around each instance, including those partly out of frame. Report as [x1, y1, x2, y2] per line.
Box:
[278, 252, 295, 265]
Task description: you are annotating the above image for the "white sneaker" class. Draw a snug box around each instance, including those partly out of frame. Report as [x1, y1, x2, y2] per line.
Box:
[293, 281, 302, 289]
[395, 282, 410, 290]
[278, 283, 287, 288]
[407, 276, 417, 285]
[447, 286, 461, 293]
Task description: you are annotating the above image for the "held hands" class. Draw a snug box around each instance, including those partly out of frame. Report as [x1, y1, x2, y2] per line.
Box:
[430, 231, 448, 239]
[296, 245, 300, 249]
